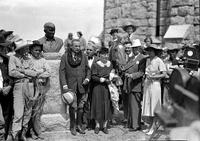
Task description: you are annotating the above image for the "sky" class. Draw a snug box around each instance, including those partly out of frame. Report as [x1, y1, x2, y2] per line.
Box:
[0, 0, 104, 41]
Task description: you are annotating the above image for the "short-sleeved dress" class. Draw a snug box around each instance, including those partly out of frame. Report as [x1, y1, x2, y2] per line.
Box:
[91, 60, 112, 122]
[142, 56, 166, 117]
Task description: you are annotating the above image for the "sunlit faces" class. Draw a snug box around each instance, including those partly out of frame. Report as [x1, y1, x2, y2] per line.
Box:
[71, 40, 81, 53]
[124, 43, 132, 55]
[86, 43, 95, 57]
[126, 26, 134, 35]
[45, 27, 55, 39]
[30, 46, 42, 59]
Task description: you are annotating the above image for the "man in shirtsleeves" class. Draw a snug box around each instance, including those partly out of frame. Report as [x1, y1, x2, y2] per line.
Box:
[9, 40, 39, 141]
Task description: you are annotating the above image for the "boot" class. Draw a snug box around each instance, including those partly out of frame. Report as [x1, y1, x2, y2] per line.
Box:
[20, 128, 27, 141]
[77, 109, 85, 134]
[69, 107, 77, 136]
[6, 134, 13, 141]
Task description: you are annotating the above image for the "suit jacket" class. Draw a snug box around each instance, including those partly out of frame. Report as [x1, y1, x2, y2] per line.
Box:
[123, 53, 146, 93]
[0, 56, 13, 87]
[59, 51, 90, 94]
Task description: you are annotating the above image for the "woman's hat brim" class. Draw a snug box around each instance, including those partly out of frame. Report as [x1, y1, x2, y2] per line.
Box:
[122, 25, 136, 32]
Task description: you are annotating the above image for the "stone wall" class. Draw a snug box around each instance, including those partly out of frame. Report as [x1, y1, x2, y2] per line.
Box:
[169, 0, 200, 41]
[104, 0, 200, 44]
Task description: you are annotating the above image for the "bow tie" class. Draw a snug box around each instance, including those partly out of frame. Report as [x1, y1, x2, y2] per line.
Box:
[88, 56, 93, 60]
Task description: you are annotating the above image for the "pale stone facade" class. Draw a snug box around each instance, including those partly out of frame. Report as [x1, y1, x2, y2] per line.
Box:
[104, 0, 199, 45]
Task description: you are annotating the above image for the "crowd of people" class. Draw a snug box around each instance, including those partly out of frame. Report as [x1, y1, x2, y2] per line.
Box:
[0, 21, 199, 141]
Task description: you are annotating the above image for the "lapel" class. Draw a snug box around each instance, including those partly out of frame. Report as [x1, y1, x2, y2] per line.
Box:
[123, 54, 143, 71]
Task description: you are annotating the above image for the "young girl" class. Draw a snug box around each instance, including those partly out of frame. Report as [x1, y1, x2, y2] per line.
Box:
[91, 47, 113, 134]
[142, 44, 166, 135]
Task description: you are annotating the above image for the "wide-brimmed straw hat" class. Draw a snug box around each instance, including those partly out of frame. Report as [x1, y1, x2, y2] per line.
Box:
[122, 23, 136, 32]
[144, 44, 163, 51]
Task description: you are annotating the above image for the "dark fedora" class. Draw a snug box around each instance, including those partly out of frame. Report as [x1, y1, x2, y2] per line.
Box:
[99, 47, 109, 54]
[0, 33, 12, 47]
[29, 40, 43, 51]
[122, 24, 136, 32]
[109, 29, 118, 35]
[0, 29, 13, 39]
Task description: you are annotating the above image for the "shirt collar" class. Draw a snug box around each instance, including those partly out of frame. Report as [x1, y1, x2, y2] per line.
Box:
[45, 36, 55, 41]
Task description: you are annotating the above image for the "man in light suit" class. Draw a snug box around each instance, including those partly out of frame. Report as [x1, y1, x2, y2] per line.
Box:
[122, 39, 146, 131]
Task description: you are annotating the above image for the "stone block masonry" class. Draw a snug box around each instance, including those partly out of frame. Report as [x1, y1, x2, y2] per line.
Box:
[104, 0, 200, 45]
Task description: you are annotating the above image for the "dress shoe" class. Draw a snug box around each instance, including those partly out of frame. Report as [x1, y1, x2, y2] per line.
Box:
[20, 128, 27, 141]
[129, 127, 140, 132]
[70, 128, 77, 136]
[6, 134, 13, 141]
[102, 127, 108, 134]
[142, 129, 149, 133]
[146, 129, 154, 135]
[94, 127, 100, 134]
[77, 126, 85, 134]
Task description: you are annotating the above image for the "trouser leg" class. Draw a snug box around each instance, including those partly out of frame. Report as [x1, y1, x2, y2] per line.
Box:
[1, 93, 13, 139]
[77, 108, 83, 126]
[122, 93, 129, 119]
[0, 104, 5, 140]
[11, 83, 25, 138]
[128, 92, 141, 128]
[69, 106, 76, 129]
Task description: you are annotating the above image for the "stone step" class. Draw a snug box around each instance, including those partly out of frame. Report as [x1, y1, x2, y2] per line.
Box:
[41, 114, 69, 132]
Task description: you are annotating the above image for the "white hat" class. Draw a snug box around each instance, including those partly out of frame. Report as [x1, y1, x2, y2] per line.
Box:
[88, 36, 102, 50]
[132, 39, 141, 47]
[15, 39, 33, 51]
[62, 89, 75, 105]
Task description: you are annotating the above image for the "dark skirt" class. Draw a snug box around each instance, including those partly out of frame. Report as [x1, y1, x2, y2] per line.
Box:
[91, 83, 112, 123]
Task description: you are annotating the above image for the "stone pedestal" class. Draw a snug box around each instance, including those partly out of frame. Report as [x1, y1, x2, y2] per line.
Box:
[41, 53, 69, 132]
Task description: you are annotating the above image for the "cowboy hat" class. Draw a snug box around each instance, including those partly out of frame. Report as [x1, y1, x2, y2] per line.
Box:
[131, 39, 142, 48]
[62, 89, 76, 105]
[0, 33, 13, 47]
[109, 29, 118, 35]
[122, 23, 136, 32]
[0, 29, 13, 39]
[6, 34, 22, 43]
[15, 39, 33, 51]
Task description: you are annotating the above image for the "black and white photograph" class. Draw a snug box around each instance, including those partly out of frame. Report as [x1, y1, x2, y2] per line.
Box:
[0, 0, 199, 140]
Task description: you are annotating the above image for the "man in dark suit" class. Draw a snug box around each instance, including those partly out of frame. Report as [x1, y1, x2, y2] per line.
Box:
[59, 39, 90, 136]
[122, 39, 146, 131]
[82, 38, 100, 130]
[0, 34, 13, 141]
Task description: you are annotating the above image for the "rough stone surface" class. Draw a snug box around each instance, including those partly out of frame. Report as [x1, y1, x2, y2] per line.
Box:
[170, 16, 185, 25]
[41, 114, 69, 132]
[43, 60, 66, 115]
[104, 0, 199, 45]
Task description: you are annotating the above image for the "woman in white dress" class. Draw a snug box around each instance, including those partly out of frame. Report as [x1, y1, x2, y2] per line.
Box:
[142, 44, 166, 135]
